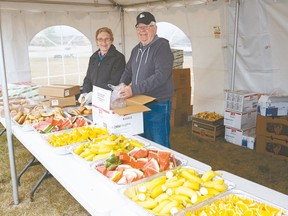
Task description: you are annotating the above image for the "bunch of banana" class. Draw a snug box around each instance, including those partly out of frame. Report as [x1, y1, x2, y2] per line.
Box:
[72, 134, 145, 162]
[194, 111, 223, 121]
[47, 126, 109, 147]
[124, 167, 228, 216]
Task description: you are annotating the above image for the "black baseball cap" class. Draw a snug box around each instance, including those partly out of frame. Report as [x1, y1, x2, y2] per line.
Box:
[135, 12, 156, 26]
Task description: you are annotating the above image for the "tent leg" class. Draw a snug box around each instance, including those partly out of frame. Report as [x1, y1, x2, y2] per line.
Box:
[30, 170, 52, 202]
[17, 156, 40, 186]
[0, 128, 6, 136]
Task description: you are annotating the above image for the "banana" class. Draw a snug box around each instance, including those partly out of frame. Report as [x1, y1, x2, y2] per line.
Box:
[164, 179, 185, 188]
[151, 184, 164, 199]
[183, 180, 200, 190]
[170, 194, 191, 204]
[152, 199, 170, 214]
[137, 193, 146, 201]
[154, 193, 169, 203]
[213, 184, 228, 192]
[159, 200, 179, 215]
[165, 188, 176, 196]
[202, 179, 224, 188]
[181, 167, 196, 176]
[201, 170, 216, 182]
[179, 170, 202, 183]
[136, 198, 158, 209]
[206, 187, 221, 196]
[175, 186, 197, 198]
[145, 176, 166, 192]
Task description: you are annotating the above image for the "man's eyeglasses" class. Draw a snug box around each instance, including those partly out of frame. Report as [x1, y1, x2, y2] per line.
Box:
[135, 24, 155, 31]
[97, 38, 112, 43]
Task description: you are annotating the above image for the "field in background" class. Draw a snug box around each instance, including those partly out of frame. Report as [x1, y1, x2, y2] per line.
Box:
[29, 56, 89, 86]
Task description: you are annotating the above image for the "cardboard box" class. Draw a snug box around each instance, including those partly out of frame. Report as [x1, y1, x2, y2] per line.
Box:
[172, 68, 191, 89]
[39, 84, 80, 98]
[171, 105, 193, 127]
[256, 135, 288, 160]
[40, 96, 76, 107]
[172, 87, 191, 109]
[224, 109, 257, 130]
[224, 90, 258, 112]
[192, 120, 224, 141]
[225, 126, 256, 146]
[92, 86, 154, 135]
[258, 95, 288, 117]
[192, 112, 224, 126]
[256, 114, 288, 140]
[241, 133, 256, 150]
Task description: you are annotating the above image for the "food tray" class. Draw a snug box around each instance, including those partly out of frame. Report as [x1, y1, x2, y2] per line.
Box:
[63, 105, 93, 120]
[11, 105, 50, 131]
[119, 166, 235, 216]
[91, 147, 187, 188]
[12, 119, 34, 131]
[70, 134, 151, 167]
[42, 125, 109, 155]
[177, 189, 288, 216]
[33, 115, 92, 134]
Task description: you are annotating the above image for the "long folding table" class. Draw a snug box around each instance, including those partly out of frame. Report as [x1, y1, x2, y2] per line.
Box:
[2, 119, 212, 215]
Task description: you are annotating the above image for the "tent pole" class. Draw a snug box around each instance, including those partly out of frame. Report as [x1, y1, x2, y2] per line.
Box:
[231, 0, 240, 91]
[120, 7, 125, 54]
[0, 23, 19, 204]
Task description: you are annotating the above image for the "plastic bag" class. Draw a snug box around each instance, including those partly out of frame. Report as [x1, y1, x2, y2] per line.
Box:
[108, 84, 127, 109]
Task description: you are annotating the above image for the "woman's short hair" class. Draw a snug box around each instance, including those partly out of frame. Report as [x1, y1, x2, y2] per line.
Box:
[96, 27, 114, 42]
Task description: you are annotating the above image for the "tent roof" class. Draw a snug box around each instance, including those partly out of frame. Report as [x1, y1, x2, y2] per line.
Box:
[0, 0, 208, 12]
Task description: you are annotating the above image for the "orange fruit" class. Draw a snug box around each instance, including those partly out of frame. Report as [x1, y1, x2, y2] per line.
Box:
[236, 200, 249, 213]
[243, 209, 254, 216]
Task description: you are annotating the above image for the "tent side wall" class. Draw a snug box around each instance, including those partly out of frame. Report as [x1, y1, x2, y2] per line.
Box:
[1, 0, 288, 114]
[0, 9, 122, 83]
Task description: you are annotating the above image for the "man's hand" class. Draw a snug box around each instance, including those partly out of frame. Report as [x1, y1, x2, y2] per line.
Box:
[119, 85, 133, 99]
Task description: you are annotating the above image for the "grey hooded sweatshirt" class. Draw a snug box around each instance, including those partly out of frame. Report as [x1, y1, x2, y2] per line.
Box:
[120, 35, 174, 102]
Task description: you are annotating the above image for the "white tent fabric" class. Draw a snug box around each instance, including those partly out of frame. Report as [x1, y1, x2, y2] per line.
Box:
[1, 0, 288, 113]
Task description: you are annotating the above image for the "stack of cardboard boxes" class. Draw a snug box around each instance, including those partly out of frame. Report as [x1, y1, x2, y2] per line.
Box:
[224, 90, 258, 149]
[170, 68, 192, 127]
[256, 95, 288, 160]
[39, 84, 80, 107]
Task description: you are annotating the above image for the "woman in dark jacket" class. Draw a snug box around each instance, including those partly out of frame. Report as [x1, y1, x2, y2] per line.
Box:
[79, 27, 126, 104]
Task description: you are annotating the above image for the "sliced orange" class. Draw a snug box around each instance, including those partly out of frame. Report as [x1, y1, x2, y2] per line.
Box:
[236, 200, 249, 213]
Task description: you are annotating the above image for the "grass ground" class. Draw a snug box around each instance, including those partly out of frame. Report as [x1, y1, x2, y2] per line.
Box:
[0, 123, 287, 215]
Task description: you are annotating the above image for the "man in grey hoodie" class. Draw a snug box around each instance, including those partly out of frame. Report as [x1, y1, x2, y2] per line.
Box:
[119, 12, 174, 148]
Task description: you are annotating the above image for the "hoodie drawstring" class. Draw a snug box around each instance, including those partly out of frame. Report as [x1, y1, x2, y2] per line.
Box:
[145, 47, 150, 64]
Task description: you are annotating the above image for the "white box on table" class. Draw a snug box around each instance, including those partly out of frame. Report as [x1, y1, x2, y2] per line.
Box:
[92, 86, 154, 135]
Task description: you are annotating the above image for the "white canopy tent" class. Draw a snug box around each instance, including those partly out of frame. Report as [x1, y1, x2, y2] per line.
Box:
[1, 0, 288, 205]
